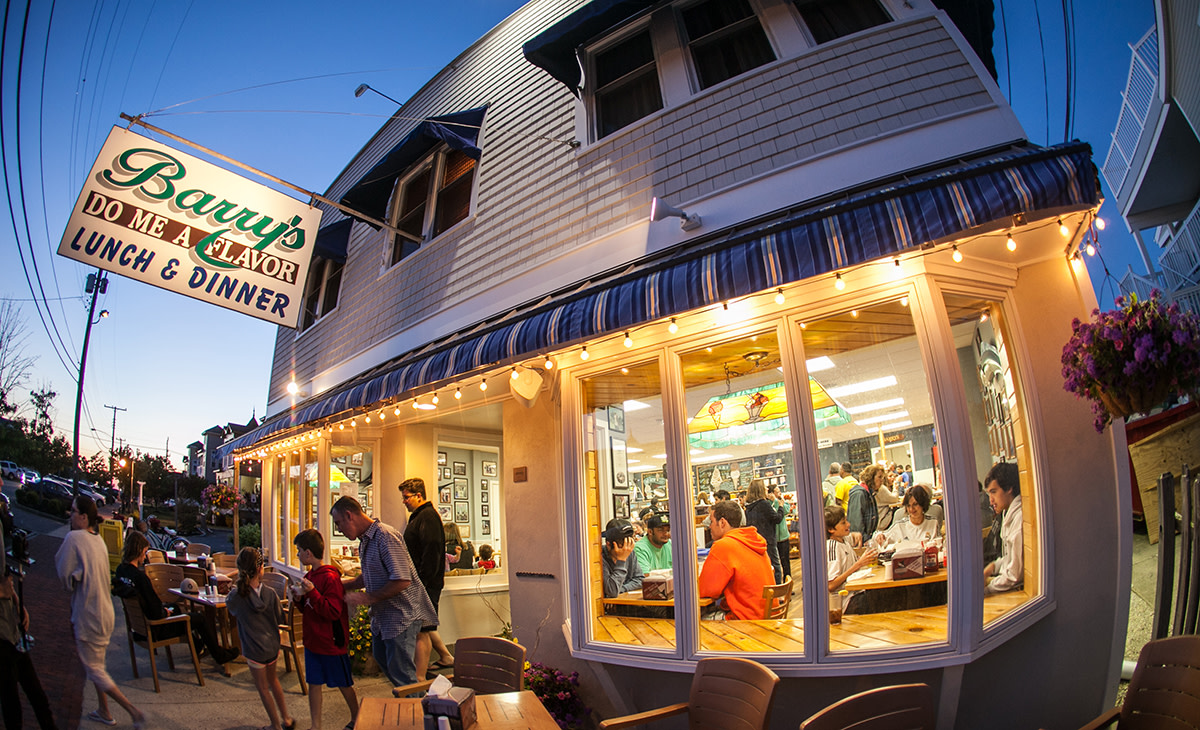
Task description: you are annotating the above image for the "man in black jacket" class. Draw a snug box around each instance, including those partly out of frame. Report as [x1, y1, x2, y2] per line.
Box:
[399, 478, 454, 677]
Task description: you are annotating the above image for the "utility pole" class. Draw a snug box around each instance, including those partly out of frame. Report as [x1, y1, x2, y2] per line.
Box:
[71, 270, 109, 496]
[104, 404, 126, 477]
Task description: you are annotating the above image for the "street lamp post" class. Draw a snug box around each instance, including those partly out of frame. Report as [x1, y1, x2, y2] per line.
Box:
[119, 457, 135, 515]
[71, 269, 108, 496]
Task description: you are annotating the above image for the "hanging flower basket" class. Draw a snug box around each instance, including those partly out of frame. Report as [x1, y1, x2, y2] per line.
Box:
[1061, 291, 1200, 431]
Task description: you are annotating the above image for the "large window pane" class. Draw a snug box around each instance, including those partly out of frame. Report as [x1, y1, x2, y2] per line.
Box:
[581, 360, 674, 647]
[794, 0, 891, 44]
[329, 443, 375, 576]
[274, 454, 287, 565]
[680, 330, 804, 654]
[944, 295, 1038, 623]
[681, 0, 776, 90]
[799, 300, 949, 654]
[594, 31, 663, 138]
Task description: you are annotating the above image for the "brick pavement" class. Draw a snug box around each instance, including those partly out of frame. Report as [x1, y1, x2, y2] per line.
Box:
[18, 530, 84, 730]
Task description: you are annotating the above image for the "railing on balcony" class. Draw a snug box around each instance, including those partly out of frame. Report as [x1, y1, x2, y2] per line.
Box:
[1102, 27, 1159, 195]
[1171, 283, 1200, 315]
[1158, 200, 1200, 291]
[1119, 269, 1161, 302]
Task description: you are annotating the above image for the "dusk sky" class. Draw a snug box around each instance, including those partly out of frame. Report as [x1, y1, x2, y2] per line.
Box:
[0, 0, 1155, 469]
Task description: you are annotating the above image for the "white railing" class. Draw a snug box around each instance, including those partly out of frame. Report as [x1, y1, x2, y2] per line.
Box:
[1101, 28, 1159, 195]
[1172, 284, 1200, 315]
[1119, 269, 1161, 301]
[1158, 200, 1200, 291]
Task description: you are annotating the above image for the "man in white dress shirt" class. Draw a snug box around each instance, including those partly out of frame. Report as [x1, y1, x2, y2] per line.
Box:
[982, 462, 1023, 594]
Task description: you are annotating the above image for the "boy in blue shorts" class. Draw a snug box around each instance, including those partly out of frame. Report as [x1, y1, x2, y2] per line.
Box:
[293, 529, 359, 730]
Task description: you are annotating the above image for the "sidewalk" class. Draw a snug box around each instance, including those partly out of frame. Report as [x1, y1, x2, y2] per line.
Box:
[19, 525, 394, 730]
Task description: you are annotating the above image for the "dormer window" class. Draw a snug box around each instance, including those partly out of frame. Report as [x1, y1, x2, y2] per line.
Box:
[793, 0, 891, 44]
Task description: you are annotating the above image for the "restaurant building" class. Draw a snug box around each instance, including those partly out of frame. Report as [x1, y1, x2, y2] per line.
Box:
[218, 0, 1130, 726]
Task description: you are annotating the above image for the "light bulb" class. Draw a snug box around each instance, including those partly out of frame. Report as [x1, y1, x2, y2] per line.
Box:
[580, 346, 589, 360]
[980, 311, 989, 322]
[543, 356, 554, 370]
[511, 367, 520, 380]
[835, 273, 845, 291]
[432, 393, 439, 405]
[1095, 217, 1106, 230]
[1058, 219, 1069, 237]
[378, 409, 385, 420]
[850, 310, 858, 318]
[774, 289, 785, 305]
[1086, 243, 1096, 256]
[623, 332, 633, 348]
[480, 380, 488, 392]
[412, 399, 420, 409]
[900, 296, 909, 307]
[951, 245, 963, 263]
[799, 322, 806, 329]
[338, 423, 345, 430]
[364, 414, 371, 423]
[1006, 235, 1016, 251]
[393, 406, 401, 416]
[350, 419, 357, 427]
[668, 318, 678, 334]
[455, 387, 462, 400]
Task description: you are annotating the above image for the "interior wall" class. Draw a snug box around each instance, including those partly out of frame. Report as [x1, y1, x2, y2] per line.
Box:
[953, 257, 1126, 728]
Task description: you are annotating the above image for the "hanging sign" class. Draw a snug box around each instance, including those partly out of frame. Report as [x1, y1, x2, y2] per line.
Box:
[57, 126, 321, 328]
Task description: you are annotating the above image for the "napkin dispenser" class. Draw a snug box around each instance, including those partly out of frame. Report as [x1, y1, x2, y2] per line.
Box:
[642, 569, 674, 600]
[422, 676, 476, 730]
[891, 543, 925, 580]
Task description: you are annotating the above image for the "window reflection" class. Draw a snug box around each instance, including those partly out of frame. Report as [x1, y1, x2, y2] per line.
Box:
[799, 300, 949, 653]
[329, 444, 374, 576]
[581, 360, 673, 647]
[944, 295, 1038, 623]
[680, 330, 804, 654]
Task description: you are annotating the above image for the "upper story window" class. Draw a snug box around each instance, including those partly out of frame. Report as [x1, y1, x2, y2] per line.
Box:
[300, 257, 343, 331]
[594, 30, 664, 139]
[387, 147, 477, 266]
[681, 0, 776, 90]
[793, 0, 891, 44]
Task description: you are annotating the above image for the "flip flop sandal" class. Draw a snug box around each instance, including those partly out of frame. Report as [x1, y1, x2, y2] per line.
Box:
[86, 710, 118, 726]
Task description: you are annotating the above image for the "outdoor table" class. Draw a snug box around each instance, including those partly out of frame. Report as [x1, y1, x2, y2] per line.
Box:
[168, 587, 239, 660]
[357, 690, 559, 730]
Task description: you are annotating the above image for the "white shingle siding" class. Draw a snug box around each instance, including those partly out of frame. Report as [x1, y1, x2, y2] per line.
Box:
[270, 5, 1001, 405]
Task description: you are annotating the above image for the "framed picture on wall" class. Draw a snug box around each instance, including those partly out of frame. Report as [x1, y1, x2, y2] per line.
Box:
[437, 505, 452, 521]
[607, 403, 625, 434]
[459, 525, 470, 539]
[438, 452, 447, 466]
[351, 452, 364, 466]
[440, 466, 451, 481]
[439, 487, 451, 504]
[482, 460, 497, 477]
[481, 491, 488, 503]
[613, 493, 630, 519]
[332, 455, 347, 465]
[454, 502, 470, 523]
[453, 461, 467, 476]
[453, 478, 468, 500]
[610, 437, 628, 489]
[481, 519, 491, 536]
[481, 505, 489, 517]
[480, 479, 489, 490]
[345, 467, 361, 482]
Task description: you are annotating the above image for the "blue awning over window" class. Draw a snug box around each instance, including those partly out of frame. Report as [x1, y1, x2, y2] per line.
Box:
[522, 0, 656, 96]
[312, 218, 352, 263]
[218, 142, 1097, 459]
[340, 106, 488, 225]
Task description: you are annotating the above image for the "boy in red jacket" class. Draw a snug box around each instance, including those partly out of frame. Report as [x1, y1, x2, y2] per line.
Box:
[293, 529, 359, 730]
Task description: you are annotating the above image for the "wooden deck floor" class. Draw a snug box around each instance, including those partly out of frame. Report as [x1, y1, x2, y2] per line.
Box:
[593, 591, 1030, 652]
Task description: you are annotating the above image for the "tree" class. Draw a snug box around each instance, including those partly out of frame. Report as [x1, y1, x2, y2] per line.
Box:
[29, 385, 57, 437]
[0, 301, 35, 417]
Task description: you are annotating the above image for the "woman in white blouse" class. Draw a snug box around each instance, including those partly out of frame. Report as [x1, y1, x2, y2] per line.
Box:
[883, 484, 940, 544]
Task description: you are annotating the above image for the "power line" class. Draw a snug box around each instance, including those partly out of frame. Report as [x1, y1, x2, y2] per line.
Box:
[1031, 0, 1051, 145]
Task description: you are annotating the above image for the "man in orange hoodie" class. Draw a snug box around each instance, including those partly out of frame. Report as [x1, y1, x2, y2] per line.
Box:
[698, 500, 775, 620]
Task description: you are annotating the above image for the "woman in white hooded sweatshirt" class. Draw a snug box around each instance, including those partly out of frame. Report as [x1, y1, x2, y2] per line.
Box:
[56, 495, 144, 728]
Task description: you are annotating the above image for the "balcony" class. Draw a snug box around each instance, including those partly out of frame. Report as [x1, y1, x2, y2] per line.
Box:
[1102, 28, 1158, 196]
[1158, 200, 1200, 291]
[1118, 269, 1161, 302]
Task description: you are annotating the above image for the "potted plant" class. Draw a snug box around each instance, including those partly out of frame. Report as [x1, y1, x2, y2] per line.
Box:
[1061, 291, 1200, 431]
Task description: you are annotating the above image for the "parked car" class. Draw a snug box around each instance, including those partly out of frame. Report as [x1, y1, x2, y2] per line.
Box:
[22, 478, 73, 501]
[20, 468, 39, 483]
[0, 460, 21, 481]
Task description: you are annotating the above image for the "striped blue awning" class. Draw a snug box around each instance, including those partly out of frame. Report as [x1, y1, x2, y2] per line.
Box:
[218, 142, 1097, 458]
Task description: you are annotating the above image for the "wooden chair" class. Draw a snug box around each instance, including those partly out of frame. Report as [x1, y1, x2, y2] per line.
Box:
[185, 542, 211, 557]
[279, 595, 307, 695]
[599, 657, 779, 730]
[762, 576, 793, 619]
[800, 683, 935, 730]
[1075, 635, 1200, 729]
[260, 572, 290, 603]
[146, 549, 167, 565]
[392, 636, 526, 698]
[144, 564, 184, 607]
[182, 565, 208, 590]
[119, 595, 204, 693]
[212, 552, 238, 573]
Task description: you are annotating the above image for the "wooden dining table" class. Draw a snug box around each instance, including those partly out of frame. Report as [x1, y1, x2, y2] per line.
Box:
[601, 590, 714, 608]
[168, 587, 239, 655]
[357, 691, 559, 730]
[845, 562, 948, 591]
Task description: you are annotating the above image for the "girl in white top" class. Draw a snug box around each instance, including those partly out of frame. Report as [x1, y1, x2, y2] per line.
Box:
[825, 505, 877, 613]
[883, 484, 940, 545]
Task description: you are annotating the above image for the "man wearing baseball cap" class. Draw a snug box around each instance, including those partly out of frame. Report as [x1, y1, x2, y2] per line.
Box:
[634, 513, 671, 571]
[601, 518, 643, 598]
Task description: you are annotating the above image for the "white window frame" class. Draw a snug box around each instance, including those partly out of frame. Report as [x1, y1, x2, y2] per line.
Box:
[299, 256, 344, 332]
[383, 146, 478, 270]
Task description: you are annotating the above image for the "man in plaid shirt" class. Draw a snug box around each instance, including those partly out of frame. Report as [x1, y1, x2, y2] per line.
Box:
[332, 496, 437, 688]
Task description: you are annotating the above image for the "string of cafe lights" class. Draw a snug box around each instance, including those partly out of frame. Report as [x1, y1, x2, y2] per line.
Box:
[235, 210, 1102, 461]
